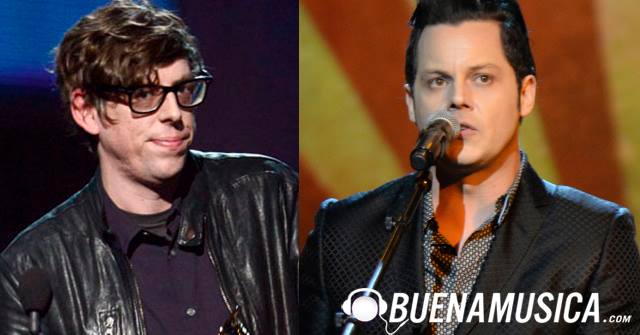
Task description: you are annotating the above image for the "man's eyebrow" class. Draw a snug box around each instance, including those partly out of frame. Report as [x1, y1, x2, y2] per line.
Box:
[468, 63, 500, 72]
[170, 74, 195, 86]
[417, 63, 501, 79]
[139, 74, 194, 87]
[419, 69, 452, 78]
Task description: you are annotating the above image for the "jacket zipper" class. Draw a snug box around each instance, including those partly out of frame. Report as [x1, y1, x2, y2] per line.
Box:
[207, 248, 233, 312]
[103, 232, 147, 335]
[124, 258, 147, 335]
[204, 214, 232, 312]
[106, 241, 148, 335]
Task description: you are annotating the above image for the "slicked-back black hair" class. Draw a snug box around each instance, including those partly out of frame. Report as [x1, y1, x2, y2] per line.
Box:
[405, 0, 535, 89]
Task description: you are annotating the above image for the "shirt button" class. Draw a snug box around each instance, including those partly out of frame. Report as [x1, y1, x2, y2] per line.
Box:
[185, 226, 196, 241]
[170, 249, 177, 257]
[186, 307, 197, 317]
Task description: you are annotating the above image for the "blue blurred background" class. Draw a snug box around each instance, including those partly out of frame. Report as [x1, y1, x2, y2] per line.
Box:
[0, 1, 176, 87]
[0, 1, 298, 249]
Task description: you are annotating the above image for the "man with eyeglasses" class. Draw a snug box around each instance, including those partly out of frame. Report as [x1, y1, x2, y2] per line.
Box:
[0, 1, 297, 335]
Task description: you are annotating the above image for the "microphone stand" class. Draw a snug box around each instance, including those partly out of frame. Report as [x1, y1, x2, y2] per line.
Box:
[340, 168, 432, 335]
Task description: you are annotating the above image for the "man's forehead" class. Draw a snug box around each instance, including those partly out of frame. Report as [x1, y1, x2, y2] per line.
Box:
[143, 58, 194, 85]
[416, 20, 508, 71]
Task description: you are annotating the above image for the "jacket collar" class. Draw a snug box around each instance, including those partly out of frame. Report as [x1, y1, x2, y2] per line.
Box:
[383, 172, 420, 231]
[456, 162, 555, 335]
[74, 151, 209, 248]
[382, 153, 546, 227]
[175, 152, 209, 248]
[379, 161, 554, 334]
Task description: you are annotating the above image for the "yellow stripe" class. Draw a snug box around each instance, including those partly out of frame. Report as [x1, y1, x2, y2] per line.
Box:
[300, 6, 405, 198]
[596, 0, 640, 242]
[520, 108, 559, 183]
[404, 0, 417, 12]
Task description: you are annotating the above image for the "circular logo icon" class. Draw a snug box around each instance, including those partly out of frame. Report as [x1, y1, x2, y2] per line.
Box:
[352, 296, 379, 322]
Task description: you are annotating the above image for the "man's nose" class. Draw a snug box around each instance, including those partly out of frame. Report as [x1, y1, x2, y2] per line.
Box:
[156, 91, 182, 123]
[448, 79, 470, 111]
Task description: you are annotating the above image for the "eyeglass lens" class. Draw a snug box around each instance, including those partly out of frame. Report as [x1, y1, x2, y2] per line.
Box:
[130, 79, 208, 113]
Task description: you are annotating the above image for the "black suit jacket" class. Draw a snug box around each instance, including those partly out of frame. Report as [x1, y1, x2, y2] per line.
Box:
[301, 163, 640, 334]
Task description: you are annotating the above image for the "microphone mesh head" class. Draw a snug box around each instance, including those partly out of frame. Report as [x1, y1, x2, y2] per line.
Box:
[426, 111, 460, 136]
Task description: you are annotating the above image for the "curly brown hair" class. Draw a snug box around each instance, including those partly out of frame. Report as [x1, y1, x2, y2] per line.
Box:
[54, 0, 204, 150]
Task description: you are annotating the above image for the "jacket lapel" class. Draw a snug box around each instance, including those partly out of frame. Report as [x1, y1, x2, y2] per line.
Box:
[175, 154, 207, 248]
[380, 173, 429, 334]
[457, 163, 554, 335]
[382, 173, 425, 291]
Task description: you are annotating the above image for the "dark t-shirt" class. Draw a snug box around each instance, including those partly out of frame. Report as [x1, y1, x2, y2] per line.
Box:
[102, 186, 228, 335]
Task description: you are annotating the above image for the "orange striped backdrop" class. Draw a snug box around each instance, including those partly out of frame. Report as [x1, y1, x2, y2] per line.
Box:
[300, 0, 640, 247]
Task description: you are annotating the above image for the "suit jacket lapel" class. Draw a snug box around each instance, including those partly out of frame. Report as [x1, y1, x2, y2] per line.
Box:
[457, 163, 554, 335]
[379, 173, 427, 334]
[384, 172, 425, 291]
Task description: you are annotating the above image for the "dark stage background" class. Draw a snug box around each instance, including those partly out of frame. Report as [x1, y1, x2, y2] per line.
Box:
[0, 1, 298, 249]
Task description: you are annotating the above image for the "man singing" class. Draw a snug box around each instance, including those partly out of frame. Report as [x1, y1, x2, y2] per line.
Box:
[300, 0, 640, 334]
[0, 1, 298, 334]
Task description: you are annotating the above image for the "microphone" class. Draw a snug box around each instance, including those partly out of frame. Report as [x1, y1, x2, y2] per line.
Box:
[410, 111, 460, 170]
[17, 268, 52, 335]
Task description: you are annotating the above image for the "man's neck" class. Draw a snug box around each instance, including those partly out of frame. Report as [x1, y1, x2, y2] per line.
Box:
[431, 147, 521, 250]
[100, 166, 179, 215]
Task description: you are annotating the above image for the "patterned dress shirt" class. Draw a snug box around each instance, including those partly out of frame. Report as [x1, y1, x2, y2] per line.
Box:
[422, 153, 526, 334]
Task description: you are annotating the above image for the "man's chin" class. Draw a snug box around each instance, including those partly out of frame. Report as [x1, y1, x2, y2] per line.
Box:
[435, 152, 484, 181]
[441, 148, 481, 167]
[143, 156, 187, 184]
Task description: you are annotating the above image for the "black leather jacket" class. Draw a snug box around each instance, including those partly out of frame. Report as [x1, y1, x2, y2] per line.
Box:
[0, 151, 298, 334]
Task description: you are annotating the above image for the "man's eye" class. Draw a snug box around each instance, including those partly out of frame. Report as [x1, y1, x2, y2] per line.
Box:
[133, 87, 161, 100]
[428, 77, 447, 88]
[474, 74, 492, 84]
[179, 82, 197, 94]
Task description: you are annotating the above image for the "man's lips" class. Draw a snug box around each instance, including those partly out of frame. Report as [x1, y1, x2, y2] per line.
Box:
[458, 122, 477, 137]
[150, 136, 189, 149]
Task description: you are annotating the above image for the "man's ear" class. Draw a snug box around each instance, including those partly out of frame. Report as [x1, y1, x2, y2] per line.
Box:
[518, 75, 537, 118]
[70, 88, 101, 135]
[404, 84, 416, 124]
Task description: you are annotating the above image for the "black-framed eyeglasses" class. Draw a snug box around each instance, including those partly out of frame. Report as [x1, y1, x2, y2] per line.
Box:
[96, 72, 213, 114]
